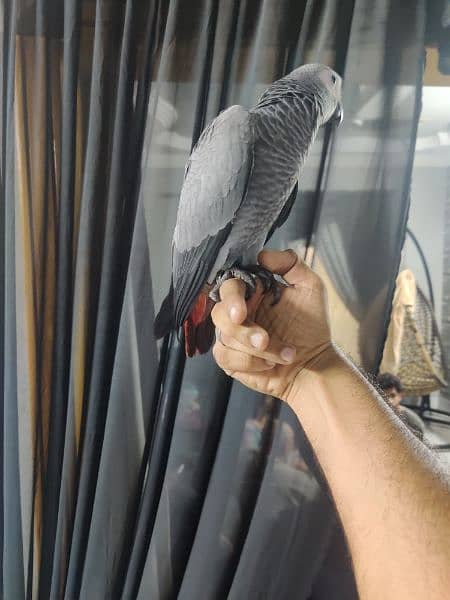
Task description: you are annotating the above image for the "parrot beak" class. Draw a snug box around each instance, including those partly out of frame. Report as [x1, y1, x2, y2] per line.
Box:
[331, 102, 344, 126]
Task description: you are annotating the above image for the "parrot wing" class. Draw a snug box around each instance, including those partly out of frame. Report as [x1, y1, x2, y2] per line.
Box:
[264, 181, 298, 244]
[169, 105, 255, 329]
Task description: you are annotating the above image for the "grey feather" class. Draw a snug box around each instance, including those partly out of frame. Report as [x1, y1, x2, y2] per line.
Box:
[265, 181, 298, 244]
[212, 94, 319, 271]
[172, 225, 231, 328]
[155, 63, 343, 342]
[171, 105, 254, 327]
[173, 105, 254, 253]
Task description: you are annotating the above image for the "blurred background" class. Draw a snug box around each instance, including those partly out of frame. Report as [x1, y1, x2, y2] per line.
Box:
[1, 0, 449, 598]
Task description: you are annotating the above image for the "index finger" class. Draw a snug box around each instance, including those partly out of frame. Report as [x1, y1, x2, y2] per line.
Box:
[218, 277, 266, 325]
[218, 278, 248, 324]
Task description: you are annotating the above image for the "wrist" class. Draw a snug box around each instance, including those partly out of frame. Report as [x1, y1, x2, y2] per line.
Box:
[285, 342, 343, 405]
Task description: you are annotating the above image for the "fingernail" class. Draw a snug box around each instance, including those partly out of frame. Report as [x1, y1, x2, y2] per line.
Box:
[280, 347, 296, 362]
[230, 306, 239, 323]
[265, 360, 275, 368]
[250, 332, 264, 348]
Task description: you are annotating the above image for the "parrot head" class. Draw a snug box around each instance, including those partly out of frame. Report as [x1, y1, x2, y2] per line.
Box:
[285, 63, 343, 126]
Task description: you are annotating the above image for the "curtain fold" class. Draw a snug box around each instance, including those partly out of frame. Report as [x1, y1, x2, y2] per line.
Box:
[1, 1, 425, 598]
[314, 0, 425, 370]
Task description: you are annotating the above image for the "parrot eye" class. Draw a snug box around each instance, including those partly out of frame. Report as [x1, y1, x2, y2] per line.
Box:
[331, 74, 337, 85]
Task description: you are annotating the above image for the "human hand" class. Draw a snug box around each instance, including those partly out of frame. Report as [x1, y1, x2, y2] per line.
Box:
[211, 249, 333, 403]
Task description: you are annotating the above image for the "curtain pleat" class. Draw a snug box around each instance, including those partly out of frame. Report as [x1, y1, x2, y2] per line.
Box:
[4, 1, 25, 597]
[64, 0, 143, 594]
[39, 0, 81, 596]
[53, 1, 113, 594]
[314, 0, 425, 368]
[1, 1, 426, 598]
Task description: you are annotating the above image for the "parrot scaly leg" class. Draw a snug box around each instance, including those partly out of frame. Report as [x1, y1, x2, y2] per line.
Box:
[208, 266, 282, 305]
[245, 265, 282, 305]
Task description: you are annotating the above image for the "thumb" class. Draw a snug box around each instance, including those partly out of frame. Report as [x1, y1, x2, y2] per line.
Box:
[258, 249, 315, 286]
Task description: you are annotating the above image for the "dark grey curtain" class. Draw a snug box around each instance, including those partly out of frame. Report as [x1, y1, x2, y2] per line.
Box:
[0, 0, 425, 598]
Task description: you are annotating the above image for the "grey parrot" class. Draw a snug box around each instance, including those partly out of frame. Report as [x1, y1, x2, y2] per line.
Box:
[154, 63, 343, 356]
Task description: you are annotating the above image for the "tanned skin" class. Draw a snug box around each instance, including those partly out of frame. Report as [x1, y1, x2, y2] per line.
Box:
[211, 249, 450, 600]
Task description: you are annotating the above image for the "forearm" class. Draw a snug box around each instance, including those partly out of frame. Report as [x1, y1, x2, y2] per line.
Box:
[290, 346, 450, 600]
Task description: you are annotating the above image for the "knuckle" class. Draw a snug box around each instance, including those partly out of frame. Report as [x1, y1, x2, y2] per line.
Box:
[241, 351, 260, 370]
[315, 277, 326, 293]
[220, 332, 233, 347]
[212, 342, 223, 363]
[211, 303, 222, 323]
[241, 355, 253, 370]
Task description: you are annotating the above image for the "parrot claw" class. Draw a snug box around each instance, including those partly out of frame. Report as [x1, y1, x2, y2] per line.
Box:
[245, 265, 282, 305]
[209, 266, 281, 305]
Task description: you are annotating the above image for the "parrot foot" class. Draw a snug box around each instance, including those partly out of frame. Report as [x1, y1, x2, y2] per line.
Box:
[209, 266, 281, 305]
[245, 265, 281, 305]
[209, 268, 257, 303]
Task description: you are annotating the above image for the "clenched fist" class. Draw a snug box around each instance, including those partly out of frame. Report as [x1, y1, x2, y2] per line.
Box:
[211, 249, 334, 403]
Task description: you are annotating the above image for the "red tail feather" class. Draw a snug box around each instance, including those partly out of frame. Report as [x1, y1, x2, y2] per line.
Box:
[183, 292, 215, 356]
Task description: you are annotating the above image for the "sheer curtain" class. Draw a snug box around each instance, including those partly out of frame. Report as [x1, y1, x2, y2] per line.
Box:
[1, 1, 425, 598]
